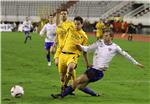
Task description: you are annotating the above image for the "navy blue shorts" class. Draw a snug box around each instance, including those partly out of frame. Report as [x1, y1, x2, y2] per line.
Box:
[44, 42, 54, 50]
[24, 31, 30, 36]
[84, 68, 104, 82]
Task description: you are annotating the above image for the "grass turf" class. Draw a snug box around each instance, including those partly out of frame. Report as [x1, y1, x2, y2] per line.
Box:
[1, 32, 150, 104]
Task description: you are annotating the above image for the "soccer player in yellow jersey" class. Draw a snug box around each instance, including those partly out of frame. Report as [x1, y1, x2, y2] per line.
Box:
[54, 9, 78, 93]
[58, 16, 89, 92]
[54, 9, 74, 66]
[96, 18, 105, 40]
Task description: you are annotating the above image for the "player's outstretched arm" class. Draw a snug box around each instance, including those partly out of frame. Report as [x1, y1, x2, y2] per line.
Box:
[136, 63, 144, 68]
[83, 52, 90, 68]
[116, 45, 144, 69]
[56, 9, 61, 26]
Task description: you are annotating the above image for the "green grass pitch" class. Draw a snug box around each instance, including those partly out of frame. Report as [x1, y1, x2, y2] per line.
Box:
[1, 32, 150, 104]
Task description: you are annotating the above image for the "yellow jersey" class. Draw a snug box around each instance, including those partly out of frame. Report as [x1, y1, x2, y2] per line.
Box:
[54, 20, 74, 59]
[96, 22, 104, 37]
[62, 27, 88, 56]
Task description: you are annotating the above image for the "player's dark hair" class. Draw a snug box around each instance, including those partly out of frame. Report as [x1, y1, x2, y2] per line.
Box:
[74, 16, 83, 24]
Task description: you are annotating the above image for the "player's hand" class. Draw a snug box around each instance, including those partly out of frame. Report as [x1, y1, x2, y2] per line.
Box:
[137, 63, 144, 68]
[76, 44, 82, 51]
[74, 40, 82, 51]
[50, 46, 56, 54]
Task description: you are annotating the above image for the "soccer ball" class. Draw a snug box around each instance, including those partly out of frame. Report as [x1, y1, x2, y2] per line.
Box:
[10, 85, 24, 98]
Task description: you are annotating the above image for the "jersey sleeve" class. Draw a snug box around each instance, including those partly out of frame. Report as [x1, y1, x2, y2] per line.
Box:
[116, 45, 139, 65]
[80, 41, 99, 52]
[39, 25, 46, 36]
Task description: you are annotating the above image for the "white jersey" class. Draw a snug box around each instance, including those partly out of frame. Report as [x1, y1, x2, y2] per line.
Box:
[23, 20, 32, 31]
[40, 23, 56, 42]
[80, 40, 139, 70]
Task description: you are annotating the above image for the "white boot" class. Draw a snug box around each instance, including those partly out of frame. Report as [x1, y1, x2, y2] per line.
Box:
[48, 62, 51, 66]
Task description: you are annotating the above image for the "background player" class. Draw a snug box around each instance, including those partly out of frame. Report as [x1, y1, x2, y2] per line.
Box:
[127, 21, 136, 41]
[22, 17, 33, 44]
[95, 18, 105, 40]
[40, 15, 56, 66]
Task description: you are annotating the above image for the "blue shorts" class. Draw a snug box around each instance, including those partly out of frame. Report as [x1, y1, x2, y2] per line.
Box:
[24, 31, 30, 36]
[44, 42, 54, 50]
[84, 68, 104, 82]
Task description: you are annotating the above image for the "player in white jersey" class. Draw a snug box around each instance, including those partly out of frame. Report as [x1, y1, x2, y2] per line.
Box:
[40, 15, 56, 66]
[23, 17, 32, 44]
[51, 29, 144, 98]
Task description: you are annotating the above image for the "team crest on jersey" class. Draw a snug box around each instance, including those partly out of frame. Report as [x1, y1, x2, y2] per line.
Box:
[108, 48, 112, 51]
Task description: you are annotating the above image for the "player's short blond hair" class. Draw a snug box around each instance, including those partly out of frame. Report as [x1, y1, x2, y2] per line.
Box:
[103, 28, 114, 38]
[61, 8, 69, 14]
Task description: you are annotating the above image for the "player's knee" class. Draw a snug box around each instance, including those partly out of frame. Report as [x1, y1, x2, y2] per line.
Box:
[67, 71, 73, 77]
[66, 66, 74, 77]
[68, 67, 74, 75]
[68, 63, 76, 70]
[50, 48, 55, 54]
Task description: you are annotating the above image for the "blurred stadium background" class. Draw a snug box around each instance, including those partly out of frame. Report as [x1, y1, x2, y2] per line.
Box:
[0, 0, 150, 36]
